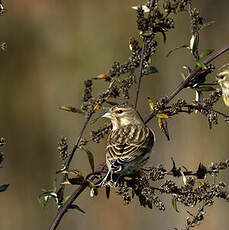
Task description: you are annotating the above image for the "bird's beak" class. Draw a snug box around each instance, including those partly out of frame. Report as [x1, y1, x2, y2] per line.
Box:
[102, 111, 112, 119]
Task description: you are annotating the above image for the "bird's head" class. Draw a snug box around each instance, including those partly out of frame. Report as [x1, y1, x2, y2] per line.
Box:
[216, 64, 229, 85]
[102, 105, 143, 130]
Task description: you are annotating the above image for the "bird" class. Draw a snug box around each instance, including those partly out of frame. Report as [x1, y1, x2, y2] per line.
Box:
[216, 63, 229, 107]
[97, 105, 155, 187]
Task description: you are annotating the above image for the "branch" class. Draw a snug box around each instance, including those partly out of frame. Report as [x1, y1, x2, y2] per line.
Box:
[49, 163, 106, 230]
[143, 44, 229, 124]
[57, 112, 93, 203]
[134, 41, 146, 109]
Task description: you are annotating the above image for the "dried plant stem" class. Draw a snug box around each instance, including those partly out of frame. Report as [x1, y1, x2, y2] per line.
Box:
[134, 40, 146, 109]
[49, 163, 106, 230]
[49, 181, 88, 230]
[57, 112, 93, 203]
[144, 44, 229, 124]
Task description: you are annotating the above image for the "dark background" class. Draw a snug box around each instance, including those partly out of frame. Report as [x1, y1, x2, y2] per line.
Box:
[0, 0, 228, 229]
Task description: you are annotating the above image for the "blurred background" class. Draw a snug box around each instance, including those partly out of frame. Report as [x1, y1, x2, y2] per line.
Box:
[0, 0, 228, 229]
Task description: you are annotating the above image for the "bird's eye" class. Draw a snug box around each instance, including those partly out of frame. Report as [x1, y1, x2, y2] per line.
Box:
[116, 110, 123, 114]
[217, 74, 225, 80]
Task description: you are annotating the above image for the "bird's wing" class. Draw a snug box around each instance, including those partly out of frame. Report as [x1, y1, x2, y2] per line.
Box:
[107, 124, 154, 163]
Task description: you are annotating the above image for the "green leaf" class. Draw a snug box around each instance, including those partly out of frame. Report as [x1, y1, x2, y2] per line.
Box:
[198, 86, 215, 92]
[180, 72, 187, 80]
[196, 60, 207, 70]
[81, 147, 94, 172]
[68, 204, 86, 214]
[38, 191, 58, 207]
[199, 49, 214, 60]
[200, 20, 216, 31]
[143, 66, 159, 75]
[140, 30, 153, 37]
[91, 107, 111, 124]
[0, 184, 9, 192]
[166, 44, 189, 57]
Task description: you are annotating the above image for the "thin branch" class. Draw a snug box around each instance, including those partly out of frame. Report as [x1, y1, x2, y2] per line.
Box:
[134, 0, 155, 109]
[49, 163, 106, 230]
[49, 181, 88, 230]
[143, 44, 229, 124]
[134, 41, 146, 109]
[57, 112, 93, 203]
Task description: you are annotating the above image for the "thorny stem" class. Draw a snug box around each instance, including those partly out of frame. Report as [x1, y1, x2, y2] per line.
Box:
[134, 41, 146, 109]
[144, 44, 229, 124]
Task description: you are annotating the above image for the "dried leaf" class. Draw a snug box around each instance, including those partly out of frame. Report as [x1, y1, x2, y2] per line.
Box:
[171, 197, 179, 213]
[106, 185, 110, 199]
[92, 74, 110, 80]
[157, 118, 170, 141]
[93, 104, 100, 112]
[68, 204, 86, 214]
[195, 90, 203, 103]
[0, 184, 9, 192]
[81, 147, 94, 172]
[147, 97, 155, 113]
[59, 106, 84, 114]
[61, 181, 71, 185]
[132, 5, 150, 13]
[196, 163, 207, 179]
[156, 113, 169, 119]
[190, 32, 199, 55]
[89, 182, 98, 198]
[181, 171, 187, 185]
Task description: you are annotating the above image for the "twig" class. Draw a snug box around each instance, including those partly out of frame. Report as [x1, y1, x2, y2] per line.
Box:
[184, 202, 207, 230]
[49, 163, 106, 230]
[134, 41, 146, 109]
[49, 181, 88, 230]
[134, 0, 155, 109]
[57, 112, 93, 203]
[143, 44, 229, 124]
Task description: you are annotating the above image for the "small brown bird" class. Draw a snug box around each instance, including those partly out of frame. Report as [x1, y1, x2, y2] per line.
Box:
[98, 105, 155, 187]
[216, 63, 229, 107]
